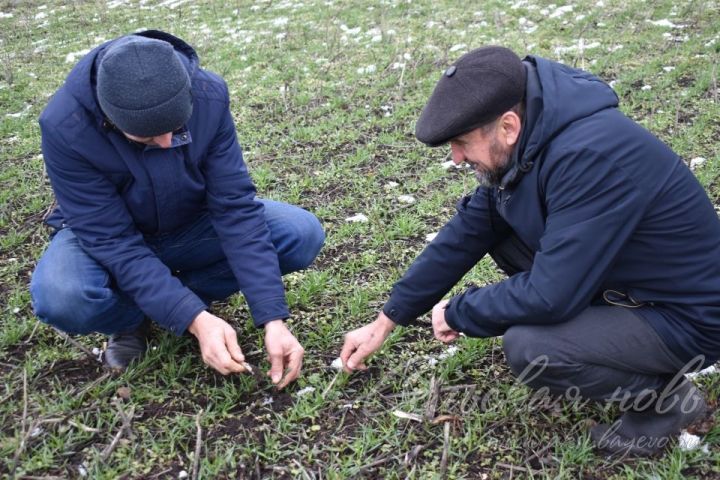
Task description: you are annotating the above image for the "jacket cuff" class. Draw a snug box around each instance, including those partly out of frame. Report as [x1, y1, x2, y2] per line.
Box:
[382, 297, 415, 326]
[250, 297, 290, 327]
[166, 293, 208, 336]
[444, 295, 464, 332]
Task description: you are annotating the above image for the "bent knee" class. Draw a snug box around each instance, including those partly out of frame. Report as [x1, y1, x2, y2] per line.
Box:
[502, 326, 557, 383]
[31, 272, 112, 334]
[283, 214, 325, 272]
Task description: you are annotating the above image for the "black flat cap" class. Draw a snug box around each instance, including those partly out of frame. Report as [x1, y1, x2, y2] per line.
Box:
[415, 46, 527, 147]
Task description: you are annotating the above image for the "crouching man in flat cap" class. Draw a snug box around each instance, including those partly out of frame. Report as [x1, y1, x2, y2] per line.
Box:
[30, 31, 324, 388]
[340, 46, 720, 455]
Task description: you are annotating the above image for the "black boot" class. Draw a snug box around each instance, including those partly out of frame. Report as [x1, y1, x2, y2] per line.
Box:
[591, 379, 707, 457]
[104, 320, 151, 371]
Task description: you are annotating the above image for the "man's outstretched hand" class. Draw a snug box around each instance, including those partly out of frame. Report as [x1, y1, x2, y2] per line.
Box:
[188, 310, 249, 375]
[340, 311, 396, 372]
[432, 299, 459, 343]
[264, 320, 305, 389]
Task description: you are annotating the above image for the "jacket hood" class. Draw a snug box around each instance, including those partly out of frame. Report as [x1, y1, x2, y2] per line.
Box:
[501, 55, 619, 189]
[64, 30, 199, 127]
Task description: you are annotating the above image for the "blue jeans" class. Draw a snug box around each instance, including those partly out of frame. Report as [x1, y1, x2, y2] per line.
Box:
[30, 199, 325, 335]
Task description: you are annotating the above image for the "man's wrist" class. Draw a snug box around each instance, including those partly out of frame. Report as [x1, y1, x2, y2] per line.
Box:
[375, 312, 397, 334]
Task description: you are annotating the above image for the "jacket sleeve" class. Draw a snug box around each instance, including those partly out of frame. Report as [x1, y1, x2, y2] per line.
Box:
[383, 187, 512, 325]
[445, 148, 646, 337]
[200, 96, 288, 327]
[40, 127, 207, 335]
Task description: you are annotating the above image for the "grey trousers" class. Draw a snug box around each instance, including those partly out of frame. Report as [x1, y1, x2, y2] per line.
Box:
[491, 235, 688, 402]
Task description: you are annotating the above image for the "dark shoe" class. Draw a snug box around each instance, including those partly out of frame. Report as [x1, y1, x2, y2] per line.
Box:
[104, 320, 151, 371]
[591, 379, 707, 457]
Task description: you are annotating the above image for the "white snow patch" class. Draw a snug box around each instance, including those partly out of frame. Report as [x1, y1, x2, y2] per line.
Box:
[178, 471, 189, 480]
[261, 396, 274, 406]
[6, 104, 32, 118]
[296, 386, 316, 397]
[662, 66, 675, 72]
[330, 357, 343, 370]
[12, 307, 20, 314]
[0, 12, 14, 18]
[386, 181, 399, 188]
[345, 213, 369, 223]
[647, 19, 680, 28]
[641, 85, 652, 91]
[272, 17, 289, 27]
[65, 48, 91, 63]
[549, 5, 573, 18]
[397, 195, 416, 204]
[449, 43, 467, 52]
[35, 11, 47, 20]
[438, 345, 459, 360]
[678, 431, 709, 453]
[157, 0, 191, 9]
[686, 362, 716, 378]
[357, 64, 376, 74]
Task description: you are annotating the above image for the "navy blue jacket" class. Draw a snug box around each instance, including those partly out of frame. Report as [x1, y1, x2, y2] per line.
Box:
[384, 56, 720, 367]
[39, 31, 288, 335]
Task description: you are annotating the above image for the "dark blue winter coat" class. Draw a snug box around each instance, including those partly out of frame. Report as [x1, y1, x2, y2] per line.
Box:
[384, 56, 720, 367]
[39, 31, 287, 335]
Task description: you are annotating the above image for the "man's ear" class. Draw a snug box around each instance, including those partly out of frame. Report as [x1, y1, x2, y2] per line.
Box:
[499, 111, 522, 147]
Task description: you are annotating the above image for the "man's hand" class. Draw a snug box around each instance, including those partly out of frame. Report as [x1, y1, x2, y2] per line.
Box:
[264, 320, 304, 389]
[432, 300, 459, 343]
[340, 311, 397, 372]
[188, 311, 249, 375]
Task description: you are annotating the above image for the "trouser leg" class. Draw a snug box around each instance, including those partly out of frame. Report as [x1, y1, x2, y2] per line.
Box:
[30, 228, 145, 335]
[502, 306, 706, 455]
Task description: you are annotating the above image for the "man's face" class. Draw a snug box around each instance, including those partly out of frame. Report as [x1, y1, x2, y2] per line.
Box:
[449, 125, 514, 187]
[123, 131, 174, 149]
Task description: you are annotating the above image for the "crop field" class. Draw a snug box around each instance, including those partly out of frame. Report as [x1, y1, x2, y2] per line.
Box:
[1, 0, 719, 478]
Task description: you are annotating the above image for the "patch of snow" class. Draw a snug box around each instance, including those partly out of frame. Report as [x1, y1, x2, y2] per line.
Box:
[686, 362, 716, 378]
[78, 463, 88, 477]
[438, 345, 459, 360]
[178, 471, 189, 480]
[386, 181, 399, 188]
[678, 431, 709, 453]
[65, 48, 91, 63]
[30, 426, 44, 437]
[647, 19, 680, 28]
[392, 62, 405, 70]
[35, 11, 47, 20]
[346, 213, 368, 223]
[272, 17, 289, 27]
[662, 66, 675, 72]
[397, 195, 416, 204]
[357, 64, 376, 74]
[12, 307, 20, 314]
[449, 43, 467, 52]
[0, 12, 14, 19]
[296, 386, 316, 396]
[262, 396, 274, 406]
[641, 85, 652, 91]
[549, 5, 573, 18]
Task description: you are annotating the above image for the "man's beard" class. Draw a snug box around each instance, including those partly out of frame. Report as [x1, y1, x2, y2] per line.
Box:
[473, 137, 513, 187]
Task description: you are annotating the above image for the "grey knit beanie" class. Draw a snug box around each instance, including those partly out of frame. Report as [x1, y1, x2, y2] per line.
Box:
[97, 35, 192, 137]
[415, 46, 526, 147]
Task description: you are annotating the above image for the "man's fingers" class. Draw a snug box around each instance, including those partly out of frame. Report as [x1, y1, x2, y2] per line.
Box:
[346, 345, 371, 371]
[223, 327, 245, 364]
[340, 336, 358, 367]
[277, 349, 303, 389]
[268, 352, 285, 384]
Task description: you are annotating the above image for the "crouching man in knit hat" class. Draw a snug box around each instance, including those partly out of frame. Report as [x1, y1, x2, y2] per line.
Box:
[340, 46, 719, 456]
[31, 31, 324, 389]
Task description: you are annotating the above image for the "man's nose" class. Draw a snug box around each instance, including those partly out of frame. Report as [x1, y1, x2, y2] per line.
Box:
[450, 144, 465, 165]
[154, 132, 173, 149]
